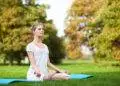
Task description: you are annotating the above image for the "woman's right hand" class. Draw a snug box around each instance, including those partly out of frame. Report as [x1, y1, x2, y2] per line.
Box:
[59, 70, 69, 74]
[34, 67, 41, 77]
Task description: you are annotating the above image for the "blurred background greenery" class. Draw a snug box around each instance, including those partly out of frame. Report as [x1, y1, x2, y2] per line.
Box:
[0, 0, 120, 66]
[0, 0, 120, 86]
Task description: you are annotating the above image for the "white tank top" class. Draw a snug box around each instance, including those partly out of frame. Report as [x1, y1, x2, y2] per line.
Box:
[26, 42, 49, 76]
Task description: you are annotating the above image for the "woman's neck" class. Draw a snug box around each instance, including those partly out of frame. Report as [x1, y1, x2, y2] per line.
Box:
[33, 36, 42, 44]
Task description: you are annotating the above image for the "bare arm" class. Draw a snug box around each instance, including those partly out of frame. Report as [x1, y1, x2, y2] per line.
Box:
[27, 51, 37, 69]
[47, 57, 67, 73]
[46, 45, 68, 73]
[27, 51, 41, 76]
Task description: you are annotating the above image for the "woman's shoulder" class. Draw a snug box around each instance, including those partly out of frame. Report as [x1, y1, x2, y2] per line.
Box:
[43, 43, 47, 47]
[43, 44, 49, 53]
[26, 42, 34, 51]
[43, 43, 48, 48]
[26, 42, 34, 47]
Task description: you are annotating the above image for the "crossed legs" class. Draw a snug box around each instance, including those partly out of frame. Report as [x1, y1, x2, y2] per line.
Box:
[43, 71, 70, 80]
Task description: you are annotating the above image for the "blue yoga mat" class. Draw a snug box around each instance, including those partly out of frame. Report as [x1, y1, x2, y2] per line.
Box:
[0, 79, 28, 85]
[70, 74, 92, 79]
[0, 74, 93, 85]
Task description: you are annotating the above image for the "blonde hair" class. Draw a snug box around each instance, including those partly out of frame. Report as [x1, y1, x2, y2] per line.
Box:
[31, 22, 45, 32]
[31, 21, 45, 40]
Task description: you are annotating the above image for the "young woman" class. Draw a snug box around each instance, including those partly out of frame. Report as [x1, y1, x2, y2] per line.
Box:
[26, 22, 70, 81]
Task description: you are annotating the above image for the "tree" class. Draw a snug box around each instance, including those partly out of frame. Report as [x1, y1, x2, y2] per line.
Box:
[65, 0, 104, 59]
[0, 0, 65, 65]
[89, 0, 120, 61]
[66, 0, 120, 61]
[44, 22, 65, 64]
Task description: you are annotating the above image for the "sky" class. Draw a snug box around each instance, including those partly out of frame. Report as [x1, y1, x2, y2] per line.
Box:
[36, 0, 74, 37]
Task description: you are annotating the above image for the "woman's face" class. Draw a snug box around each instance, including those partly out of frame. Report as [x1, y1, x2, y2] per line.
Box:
[33, 25, 44, 37]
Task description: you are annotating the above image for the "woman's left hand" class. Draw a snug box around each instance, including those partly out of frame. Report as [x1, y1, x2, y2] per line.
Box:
[59, 70, 69, 74]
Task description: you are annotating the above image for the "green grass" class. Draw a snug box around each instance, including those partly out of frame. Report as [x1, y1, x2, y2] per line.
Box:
[0, 60, 120, 86]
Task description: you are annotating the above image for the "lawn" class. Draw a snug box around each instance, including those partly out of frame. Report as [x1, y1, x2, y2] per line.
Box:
[0, 60, 120, 86]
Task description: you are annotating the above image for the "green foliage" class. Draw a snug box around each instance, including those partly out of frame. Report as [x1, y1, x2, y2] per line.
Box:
[65, 0, 104, 59]
[44, 23, 65, 64]
[66, 0, 120, 61]
[89, 0, 120, 61]
[0, 0, 65, 65]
